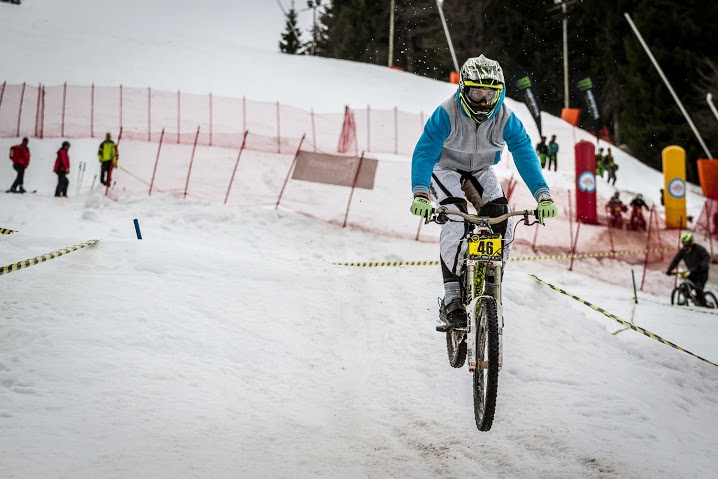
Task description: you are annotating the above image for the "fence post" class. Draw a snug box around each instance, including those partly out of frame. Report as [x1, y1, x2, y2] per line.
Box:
[177, 90, 181, 144]
[148, 87, 152, 142]
[149, 128, 165, 195]
[209, 92, 213, 146]
[17, 82, 27, 137]
[311, 108, 317, 152]
[0, 81, 5, 113]
[91, 83, 95, 138]
[39, 85, 45, 138]
[275, 134, 306, 210]
[183, 126, 201, 199]
[606, 211, 616, 253]
[224, 130, 249, 205]
[568, 222, 581, 271]
[276, 101, 281, 153]
[34, 83, 41, 138]
[343, 151, 365, 228]
[60, 82, 66, 137]
[367, 104, 371, 152]
[640, 205, 655, 290]
[567, 189, 574, 251]
[16, 83, 27, 136]
[242, 96, 246, 133]
[119, 84, 123, 133]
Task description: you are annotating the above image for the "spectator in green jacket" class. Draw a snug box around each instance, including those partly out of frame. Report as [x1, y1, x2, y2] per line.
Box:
[98, 132, 118, 186]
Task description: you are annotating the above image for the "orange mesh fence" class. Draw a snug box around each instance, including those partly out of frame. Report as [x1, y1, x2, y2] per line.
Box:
[1, 83, 427, 156]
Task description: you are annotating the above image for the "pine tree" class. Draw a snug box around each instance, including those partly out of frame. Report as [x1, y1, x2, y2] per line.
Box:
[279, 1, 303, 54]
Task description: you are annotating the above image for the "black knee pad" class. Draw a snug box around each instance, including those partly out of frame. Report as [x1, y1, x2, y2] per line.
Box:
[479, 197, 509, 237]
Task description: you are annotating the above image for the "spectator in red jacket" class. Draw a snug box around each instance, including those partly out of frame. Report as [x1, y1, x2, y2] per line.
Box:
[53, 141, 71, 198]
[7, 137, 30, 193]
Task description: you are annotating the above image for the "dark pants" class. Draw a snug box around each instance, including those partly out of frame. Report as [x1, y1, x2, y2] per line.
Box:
[548, 155, 557, 171]
[55, 172, 69, 197]
[100, 161, 112, 185]
[688, 271, 709, 306]
[607, 169, 616, 185]
[11, 164, 25, 191]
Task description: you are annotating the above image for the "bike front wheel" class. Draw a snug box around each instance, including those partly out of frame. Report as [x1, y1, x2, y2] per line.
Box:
[473, 298, 500, 431]
[671, 286, 689, 306]
[704, 292, 718, 308]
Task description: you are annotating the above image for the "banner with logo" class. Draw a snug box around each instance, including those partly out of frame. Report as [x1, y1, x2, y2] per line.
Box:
[575, 140, 597, 224]
[573, 72, 602, 137]
[662, 145, 687, 228]
[292, 150, 377, 190]
[512, 72, 542, 136]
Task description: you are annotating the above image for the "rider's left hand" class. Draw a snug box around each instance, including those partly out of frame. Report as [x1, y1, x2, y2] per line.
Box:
[536, 193, 558, 225]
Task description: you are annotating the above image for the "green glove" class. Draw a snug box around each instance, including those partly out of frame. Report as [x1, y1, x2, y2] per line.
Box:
[536, 194, 557, 225]
[410, 195, 433, 224]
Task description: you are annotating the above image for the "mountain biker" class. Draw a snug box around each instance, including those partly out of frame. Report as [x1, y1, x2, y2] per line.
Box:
[665, 232, 711, 306]
[409, 54, 557, 329]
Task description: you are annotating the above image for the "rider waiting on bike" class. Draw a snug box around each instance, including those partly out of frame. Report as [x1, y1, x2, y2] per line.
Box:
[665, 232, 711, 306]
[409, 55, 557, 329]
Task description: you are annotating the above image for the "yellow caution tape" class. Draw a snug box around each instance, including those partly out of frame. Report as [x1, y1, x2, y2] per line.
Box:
[0, 228, 17, 235]
[334, 247, 675, 267]
[529, 274, 717, 368]
[0, 240, 99, 276]
[335, 260, 440, 267]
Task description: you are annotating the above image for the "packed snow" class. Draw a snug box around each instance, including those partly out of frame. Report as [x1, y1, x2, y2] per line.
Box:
[1, 1, 717, 478]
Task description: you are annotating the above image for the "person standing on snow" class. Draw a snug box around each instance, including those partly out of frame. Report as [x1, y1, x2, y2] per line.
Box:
[7, 137, 30, 193]
[666, 232, 711, 306]
[548, 134, 559, 171]
[536, 136, 549, 169]
[54, 141, 71, 197]
[98, 132, 118, 186]
[409, 54, 557, 329]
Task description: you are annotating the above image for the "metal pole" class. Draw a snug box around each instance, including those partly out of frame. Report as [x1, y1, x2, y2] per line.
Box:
[435, 0, 459, 74]
[149, 128, 165, 195]
[183, 126, 200, 199]
[562, 3, 569, 109]
[388, 0, 395, 67]
[275, 134, 306, 210]
[707, 93, 718, 126]
[225, 130, 249, 205]
[625, 13, 713, 158]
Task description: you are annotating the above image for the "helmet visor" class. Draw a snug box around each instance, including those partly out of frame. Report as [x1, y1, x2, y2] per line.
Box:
[466, 87, 499, 104]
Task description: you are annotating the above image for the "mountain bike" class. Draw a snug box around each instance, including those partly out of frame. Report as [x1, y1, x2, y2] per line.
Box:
[432, 206, 539, 431]
[669, 270, 718, 308]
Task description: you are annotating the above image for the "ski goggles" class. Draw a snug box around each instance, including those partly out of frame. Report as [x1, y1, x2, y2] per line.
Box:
[465, 85, 502, 104]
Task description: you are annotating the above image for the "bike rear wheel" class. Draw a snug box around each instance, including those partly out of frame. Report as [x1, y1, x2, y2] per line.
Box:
[704, 292, 718, 308]
[473, 298, 499, 431]
[671, 286, 689, 306]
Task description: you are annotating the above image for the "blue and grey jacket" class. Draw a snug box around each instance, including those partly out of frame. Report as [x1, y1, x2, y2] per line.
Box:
[411, 90, 550, 201]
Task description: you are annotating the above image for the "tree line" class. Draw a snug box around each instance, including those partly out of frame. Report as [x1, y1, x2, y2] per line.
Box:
[280, 0, 718, 182]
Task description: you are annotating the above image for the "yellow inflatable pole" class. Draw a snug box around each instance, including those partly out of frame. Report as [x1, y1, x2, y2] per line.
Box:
[662, 146, 687, 228]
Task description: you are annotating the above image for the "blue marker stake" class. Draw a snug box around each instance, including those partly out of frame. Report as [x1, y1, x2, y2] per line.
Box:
[133, 219, 143, 240]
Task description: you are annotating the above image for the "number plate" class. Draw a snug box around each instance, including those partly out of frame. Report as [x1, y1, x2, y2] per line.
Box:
[467, 234, 502, 259]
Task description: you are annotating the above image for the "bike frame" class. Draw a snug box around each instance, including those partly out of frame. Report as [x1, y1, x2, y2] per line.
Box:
[436, 207, 536, 372]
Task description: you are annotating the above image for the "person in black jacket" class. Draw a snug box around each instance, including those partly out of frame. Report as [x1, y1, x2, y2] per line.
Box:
[666, 232, 711, 306]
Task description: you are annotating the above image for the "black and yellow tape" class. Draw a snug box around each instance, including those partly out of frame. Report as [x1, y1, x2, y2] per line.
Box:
[334, 247, 675, 267]
[0, 228, 17, 235]
[0, 240, 99, 276]
[336, 260, 440, 267]
[529, 274, 717, 368]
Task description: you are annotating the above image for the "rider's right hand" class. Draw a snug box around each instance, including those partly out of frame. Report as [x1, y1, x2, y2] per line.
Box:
[410, 194, 433, 224]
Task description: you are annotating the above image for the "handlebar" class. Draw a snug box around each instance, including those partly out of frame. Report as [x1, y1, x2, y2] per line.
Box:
[432, 206, 538, 225]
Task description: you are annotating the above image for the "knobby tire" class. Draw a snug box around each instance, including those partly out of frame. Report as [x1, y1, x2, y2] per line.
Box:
[473, 298, 499, 431]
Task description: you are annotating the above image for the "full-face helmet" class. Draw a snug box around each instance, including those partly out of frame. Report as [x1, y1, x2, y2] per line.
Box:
[459, 55, 505, 125]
